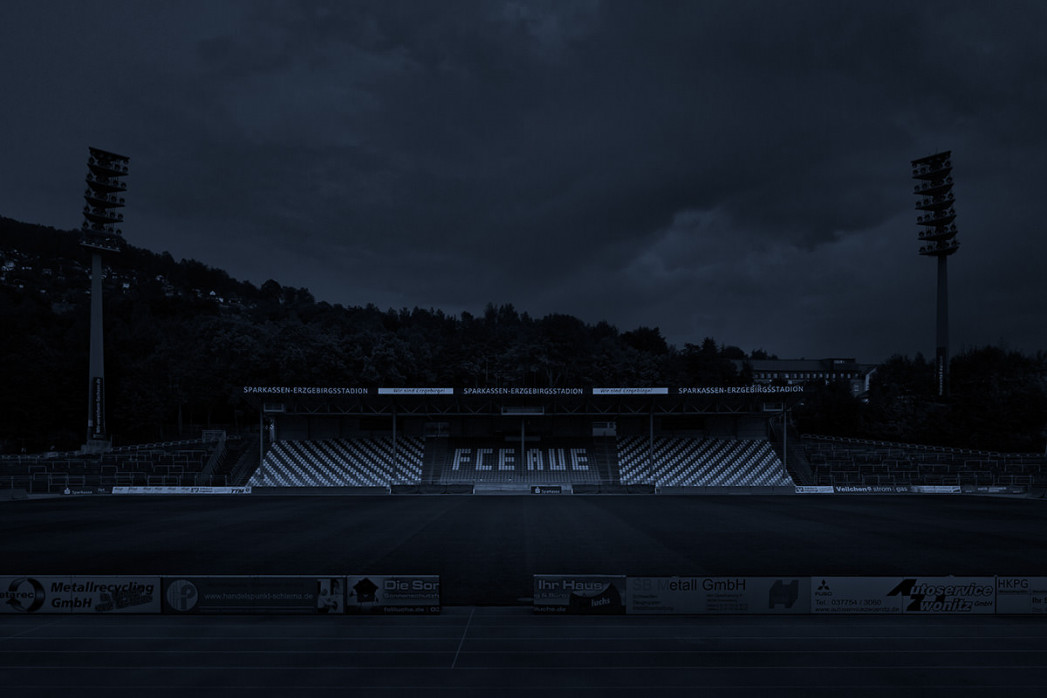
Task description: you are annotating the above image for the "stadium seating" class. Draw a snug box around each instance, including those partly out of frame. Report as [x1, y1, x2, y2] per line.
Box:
[0, 440, 218, 493]
[249, 437, 424, 487]
[429, 439, 607, 486]
[802, 435, 1047, 487]
[616, 436, 793, 487]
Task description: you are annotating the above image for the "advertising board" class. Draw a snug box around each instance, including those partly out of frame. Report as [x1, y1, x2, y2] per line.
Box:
[626, 577, 809, 615]
[112, 486, 252, 495]
[996, 577, 1047, 614]
[0, 575, 160, 614]
[345, 575, 440, 614]
[162, 576, 343, 614]
[811, 576, 995, 614]
[795, 486, 834, 494]
[592, 388, 668, 395]
[811, 577, 905, 614]
[962, 485, 1028, 495]
[61, 486, 110, 496]
[533, 575, 626, 614]
[377, 388, 454, 395]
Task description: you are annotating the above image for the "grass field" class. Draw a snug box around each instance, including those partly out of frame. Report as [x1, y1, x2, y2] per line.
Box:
[4, 494, 1046, 605]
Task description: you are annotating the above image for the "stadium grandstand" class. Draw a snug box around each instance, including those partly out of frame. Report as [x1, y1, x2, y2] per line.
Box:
[6, 386, 1047, 495]
[801, 434, 1047, 489]
[0, 431, 249, 494]
[241, 386, 803, 493]
[239, 386, 1047, 493]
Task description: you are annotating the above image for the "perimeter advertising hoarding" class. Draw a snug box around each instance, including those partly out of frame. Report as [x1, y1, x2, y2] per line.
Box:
[833, 485, 912, 494]
[112, 486, 252, 495]
[811, 577, 996, 614]
[626, 577, 810, 615]
[962, 485, 1028, 495]
[61, 486, 110, 495]
[0, 576, 160, 614]
[996, 577, 1047, 614]
[533, 575, 626, 614]
[345, 575, 440, 614]
[162, 576, 344, 614]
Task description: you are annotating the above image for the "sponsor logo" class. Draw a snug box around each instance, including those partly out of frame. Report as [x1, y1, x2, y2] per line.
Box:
[347, 576, 440, 614]
[316, 578, 343, 613]
[377, 387, 454, 395]
[351, 577, 379, 604]
[166, 580, 199, 612]
[384, 578, 438, 592]
[2, 577, 45, 613]
[112, 486, 251, 495]
[998, 578, 1030, 592]
[769, 579, 799, 609]
[566, 583, 624, 613]
[95, 584, 155, 612]
[537, 579, 607, 592]
[703, 578, 746, 592]
[886, 578, 994, 613]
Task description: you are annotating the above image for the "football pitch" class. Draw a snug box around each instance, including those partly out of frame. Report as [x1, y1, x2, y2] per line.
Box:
[5, 493, 1046, 605]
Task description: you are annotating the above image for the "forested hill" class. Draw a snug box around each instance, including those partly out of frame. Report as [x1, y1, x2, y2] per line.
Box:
[4, 215, 1045, 455]
[0, 215, 763, 450]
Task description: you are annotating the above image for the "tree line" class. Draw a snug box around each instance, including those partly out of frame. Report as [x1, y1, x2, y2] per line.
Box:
[2, 218, 759, 450]
[795, 350, 1047, 453]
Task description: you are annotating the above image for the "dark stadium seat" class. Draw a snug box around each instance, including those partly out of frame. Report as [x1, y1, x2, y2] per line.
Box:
[617, 436, 792, 487]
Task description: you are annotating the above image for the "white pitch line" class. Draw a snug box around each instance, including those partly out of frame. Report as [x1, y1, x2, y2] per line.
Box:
[451, 607, 475, 669]
[0, 617, 66, 640]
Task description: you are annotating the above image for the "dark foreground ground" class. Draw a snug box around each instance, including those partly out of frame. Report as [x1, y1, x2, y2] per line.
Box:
[3, 494, 1047, 696]
[5, 608, 1047, 698]
[4, 494, 1047, 604]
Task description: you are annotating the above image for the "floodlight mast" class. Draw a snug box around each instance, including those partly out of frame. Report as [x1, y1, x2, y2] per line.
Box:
[912, 151, 958, 398]
[80, 147, 129, 452]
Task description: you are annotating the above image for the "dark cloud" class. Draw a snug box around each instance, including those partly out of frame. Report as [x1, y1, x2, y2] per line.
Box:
[2, 0, 1046, 362]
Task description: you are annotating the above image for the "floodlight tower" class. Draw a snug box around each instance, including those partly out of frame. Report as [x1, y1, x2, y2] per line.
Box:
[912, 151, 958, 398]
[80, 147, 129, 451]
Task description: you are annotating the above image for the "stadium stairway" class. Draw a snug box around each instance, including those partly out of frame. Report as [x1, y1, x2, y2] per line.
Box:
[421, 437, 451, 485]
[592, 436, 620, 484]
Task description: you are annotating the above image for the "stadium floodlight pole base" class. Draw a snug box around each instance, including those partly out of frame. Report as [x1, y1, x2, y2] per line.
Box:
[81, 438, 112, 454]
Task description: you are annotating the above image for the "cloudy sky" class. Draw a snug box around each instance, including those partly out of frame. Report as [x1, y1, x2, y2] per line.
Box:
[3, 1, 1045, 362]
